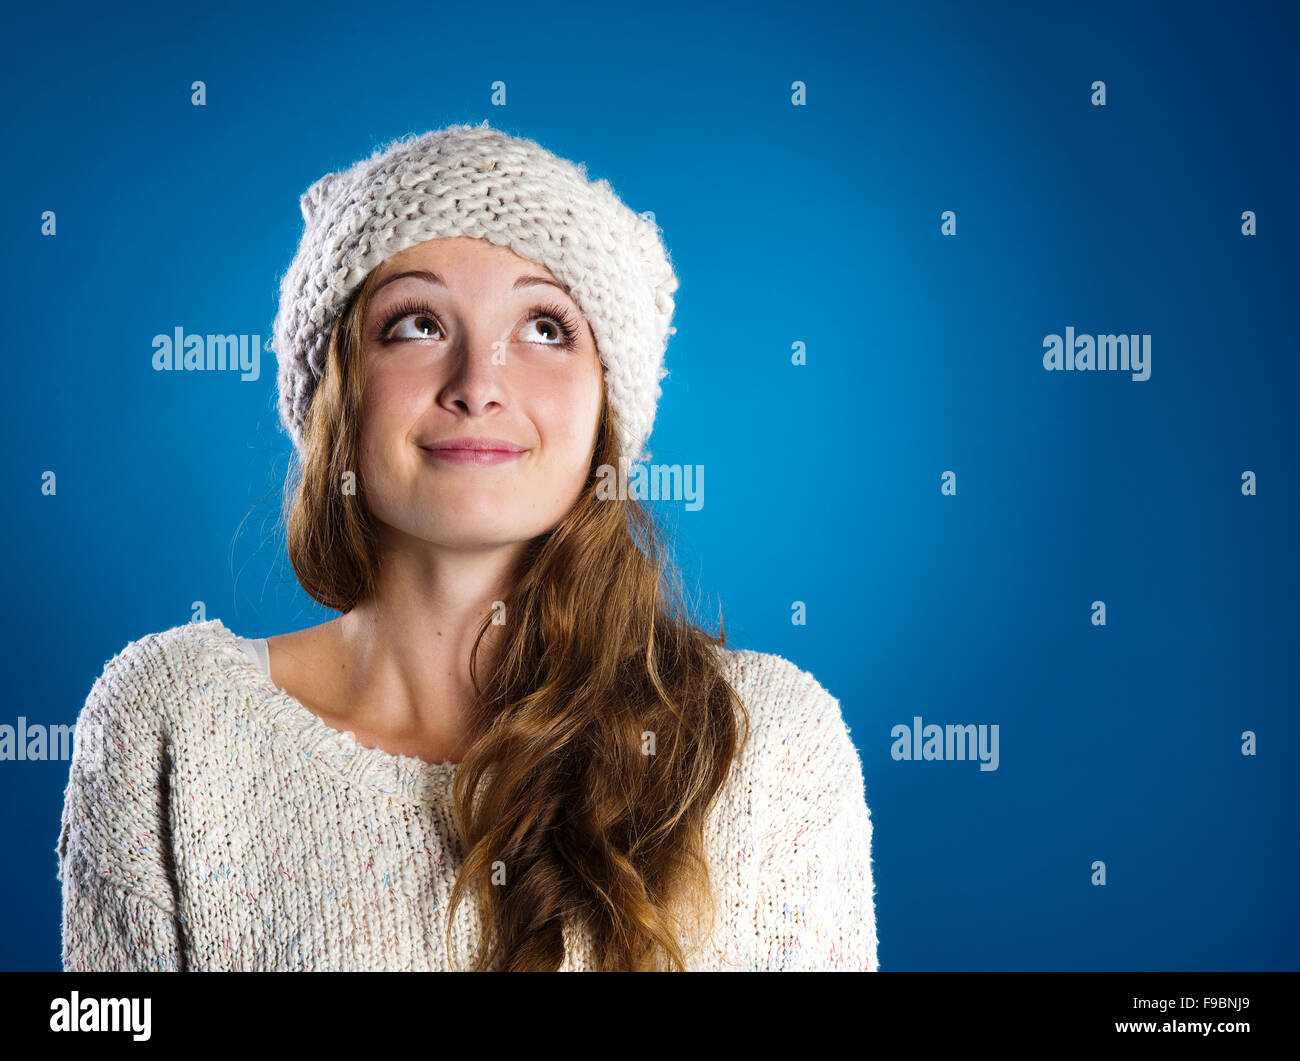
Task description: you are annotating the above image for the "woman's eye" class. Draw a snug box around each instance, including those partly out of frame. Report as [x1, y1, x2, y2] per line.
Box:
[378, 305, 575, 347]
[388, 314, 442, 341]
[521, 317, 564, 344]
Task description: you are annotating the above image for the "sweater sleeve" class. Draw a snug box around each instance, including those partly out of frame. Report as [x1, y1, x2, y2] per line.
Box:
[752, 665, 879, 971]
[56, 635, 185, 971]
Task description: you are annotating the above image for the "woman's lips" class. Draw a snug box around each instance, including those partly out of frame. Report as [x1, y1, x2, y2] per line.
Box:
[419, 440, 528, 465]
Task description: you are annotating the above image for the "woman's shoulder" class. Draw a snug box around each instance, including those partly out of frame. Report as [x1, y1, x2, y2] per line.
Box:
[710, 642, 865, 792]
[79, 619, 243, 726]
[59, 620, 237, 899]
[89, 616, 233, 677]
[711, 643, 838, 706]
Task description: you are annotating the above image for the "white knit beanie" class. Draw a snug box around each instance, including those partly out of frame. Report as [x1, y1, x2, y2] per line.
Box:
[272, 120, 678, 464]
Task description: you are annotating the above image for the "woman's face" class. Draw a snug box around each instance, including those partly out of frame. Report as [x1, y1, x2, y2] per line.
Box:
[357, 236, 603, 551]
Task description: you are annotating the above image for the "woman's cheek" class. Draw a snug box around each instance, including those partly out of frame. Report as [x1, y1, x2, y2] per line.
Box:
[530, 366, 601, 445]
[363, 368, 425, 442]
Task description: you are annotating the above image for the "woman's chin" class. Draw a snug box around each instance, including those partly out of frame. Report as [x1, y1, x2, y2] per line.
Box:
[403, 520, 546, 551]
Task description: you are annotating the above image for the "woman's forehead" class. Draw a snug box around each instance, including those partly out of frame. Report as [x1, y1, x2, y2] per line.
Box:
[376, 236, 556, 280]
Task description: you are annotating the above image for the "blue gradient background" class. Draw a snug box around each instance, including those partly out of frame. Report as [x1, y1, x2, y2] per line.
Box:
[1, 0, 1296, 970]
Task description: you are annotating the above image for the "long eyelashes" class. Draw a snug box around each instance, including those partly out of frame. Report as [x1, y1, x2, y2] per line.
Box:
[374, 298, 582, 348]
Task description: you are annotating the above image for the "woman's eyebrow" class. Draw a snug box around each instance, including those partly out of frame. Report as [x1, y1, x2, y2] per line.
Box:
[370, 269, 574, 300]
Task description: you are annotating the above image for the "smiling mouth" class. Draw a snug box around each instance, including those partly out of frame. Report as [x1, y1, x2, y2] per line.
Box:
[418, 440, 529, 466]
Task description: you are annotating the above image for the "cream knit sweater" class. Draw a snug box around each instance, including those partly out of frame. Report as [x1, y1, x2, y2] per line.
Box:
[56, 619, 879, 971]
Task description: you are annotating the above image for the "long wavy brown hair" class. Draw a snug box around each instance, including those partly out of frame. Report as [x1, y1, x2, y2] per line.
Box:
[282, 259, 748, 971]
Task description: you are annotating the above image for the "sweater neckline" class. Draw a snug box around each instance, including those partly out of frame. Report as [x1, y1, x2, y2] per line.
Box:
[205, 618, 459, 804]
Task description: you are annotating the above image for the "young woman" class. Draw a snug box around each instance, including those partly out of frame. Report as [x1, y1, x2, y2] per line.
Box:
[57, 122, 879, 972]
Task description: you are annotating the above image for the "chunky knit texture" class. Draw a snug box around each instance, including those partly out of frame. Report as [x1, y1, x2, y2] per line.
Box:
[272, 121, 679, 464]
[56, 619, 878, 972]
